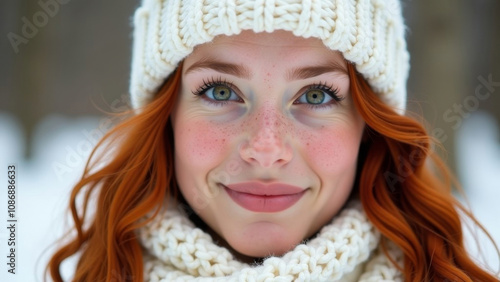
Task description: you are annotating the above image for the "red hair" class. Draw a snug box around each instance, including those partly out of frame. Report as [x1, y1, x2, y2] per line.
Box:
[349, 64, 499, 281]
[46, 63, 499, 281]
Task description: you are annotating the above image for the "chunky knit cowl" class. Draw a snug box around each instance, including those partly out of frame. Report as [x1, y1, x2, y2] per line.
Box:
[138, 201, 403, 281]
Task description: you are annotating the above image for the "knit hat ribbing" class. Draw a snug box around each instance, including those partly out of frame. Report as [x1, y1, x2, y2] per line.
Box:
[130, 0, 409, 112]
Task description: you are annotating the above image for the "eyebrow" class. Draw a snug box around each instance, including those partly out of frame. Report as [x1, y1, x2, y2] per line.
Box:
[184, 56, 347, 81]
[286, 61, 348, 81]
[184, 57, 252, 79]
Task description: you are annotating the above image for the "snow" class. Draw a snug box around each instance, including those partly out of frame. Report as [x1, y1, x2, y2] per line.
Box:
[456, 112, 500, 274]
[0, 111, 498, 281]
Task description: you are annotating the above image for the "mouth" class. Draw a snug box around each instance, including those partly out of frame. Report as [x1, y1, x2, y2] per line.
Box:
[222, 182, 307, 213]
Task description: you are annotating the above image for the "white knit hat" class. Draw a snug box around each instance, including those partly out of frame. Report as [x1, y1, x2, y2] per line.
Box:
[130, 0, 410, 112]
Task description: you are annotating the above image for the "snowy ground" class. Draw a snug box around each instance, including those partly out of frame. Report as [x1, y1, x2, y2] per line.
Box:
[0, 111, 498, 281]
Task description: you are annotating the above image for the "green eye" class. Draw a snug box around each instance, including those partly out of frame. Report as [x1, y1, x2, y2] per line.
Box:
[305, 90, 325, 104]
[212, 85, 232, 101]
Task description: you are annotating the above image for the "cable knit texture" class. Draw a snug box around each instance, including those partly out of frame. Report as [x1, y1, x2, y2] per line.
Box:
[130, 0, 410, 113]
[138, 201, 404, 281]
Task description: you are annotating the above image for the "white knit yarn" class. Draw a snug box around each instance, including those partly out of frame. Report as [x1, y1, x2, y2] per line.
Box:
[130, 0, 410, 113]
[138, 201, 404, 281]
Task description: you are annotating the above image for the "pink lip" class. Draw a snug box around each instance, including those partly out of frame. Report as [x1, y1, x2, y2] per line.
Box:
[224, 182, 306, 212]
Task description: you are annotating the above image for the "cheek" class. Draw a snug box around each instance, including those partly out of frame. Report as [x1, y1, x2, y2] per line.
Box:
[301, 126, 361, 173]
[173, 118, 236, 211]
[174, 120, 230, 166]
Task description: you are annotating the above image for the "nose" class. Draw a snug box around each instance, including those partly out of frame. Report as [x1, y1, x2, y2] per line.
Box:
[239, 127, 293, 168]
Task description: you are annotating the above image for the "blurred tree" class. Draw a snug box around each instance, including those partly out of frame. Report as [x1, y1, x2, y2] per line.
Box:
[3, 0, 137, 159]
[10, 1, 45, 159]
[465, 0, 500, 124]
[407, 0, 468, 172]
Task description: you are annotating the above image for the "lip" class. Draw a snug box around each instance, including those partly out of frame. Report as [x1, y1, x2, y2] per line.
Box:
[223, 182, 306, 212]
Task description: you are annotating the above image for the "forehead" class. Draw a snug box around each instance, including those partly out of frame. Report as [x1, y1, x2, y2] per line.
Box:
[187, 30, 345, 67]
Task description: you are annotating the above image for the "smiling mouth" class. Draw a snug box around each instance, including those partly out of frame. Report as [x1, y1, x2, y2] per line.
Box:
[222, 182, 307, 213]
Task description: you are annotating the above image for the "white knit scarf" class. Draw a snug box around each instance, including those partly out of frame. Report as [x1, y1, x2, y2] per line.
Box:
[138, 201, 403, 281]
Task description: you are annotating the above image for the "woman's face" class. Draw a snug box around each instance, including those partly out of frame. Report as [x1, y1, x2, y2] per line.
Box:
[171, 30, 365, 258]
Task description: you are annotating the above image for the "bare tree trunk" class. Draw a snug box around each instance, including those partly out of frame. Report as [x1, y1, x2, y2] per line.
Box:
[466, 1, 500, 123]
[407, 0, 468, 173]
[11, 1, 47, 159]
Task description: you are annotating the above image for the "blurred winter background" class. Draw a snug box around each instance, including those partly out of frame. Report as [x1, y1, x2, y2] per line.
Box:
[1, 1, 499, 281]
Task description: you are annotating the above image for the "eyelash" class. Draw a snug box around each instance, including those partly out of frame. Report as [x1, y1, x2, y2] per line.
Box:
[192, 78, 343, 109]
[192, 77, 240, 107]
[299, 82, 343, 110]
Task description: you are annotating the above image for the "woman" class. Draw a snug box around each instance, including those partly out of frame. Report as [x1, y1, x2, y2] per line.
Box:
[47, 0, 499, 281]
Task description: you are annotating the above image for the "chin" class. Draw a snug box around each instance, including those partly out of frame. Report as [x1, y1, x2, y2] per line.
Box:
[224, 222, 308, 258]
[232, 241, 297, 258]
